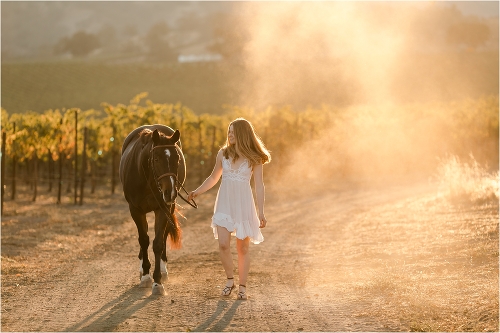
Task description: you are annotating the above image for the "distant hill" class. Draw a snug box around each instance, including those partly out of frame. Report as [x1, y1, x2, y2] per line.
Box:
[1, 61, 243, 115]
[1, 1, 231, 61]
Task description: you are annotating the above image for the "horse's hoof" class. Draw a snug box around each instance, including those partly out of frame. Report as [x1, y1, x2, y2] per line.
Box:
[161, 271, 168, 282]
[152, 282, 166, 295]
[139, 274, 153, 288]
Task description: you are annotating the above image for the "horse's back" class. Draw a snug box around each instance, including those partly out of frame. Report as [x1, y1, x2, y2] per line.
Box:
[122, 124, 180, 154]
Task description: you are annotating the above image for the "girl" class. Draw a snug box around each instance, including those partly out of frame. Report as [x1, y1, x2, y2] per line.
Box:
[187, 118, 271, 300]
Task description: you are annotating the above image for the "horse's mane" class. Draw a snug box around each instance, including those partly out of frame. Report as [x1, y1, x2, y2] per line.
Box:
[139, 128, 170, 139]
[139, 128, 172, 146]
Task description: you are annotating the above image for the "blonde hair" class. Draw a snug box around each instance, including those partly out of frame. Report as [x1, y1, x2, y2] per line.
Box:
[222, 118, 271, 166]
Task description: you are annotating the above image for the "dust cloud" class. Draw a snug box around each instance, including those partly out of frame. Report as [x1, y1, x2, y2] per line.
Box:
[230, 2, 498, 190]
[241, 2, 409, 107]
[237, 2, 497, 108]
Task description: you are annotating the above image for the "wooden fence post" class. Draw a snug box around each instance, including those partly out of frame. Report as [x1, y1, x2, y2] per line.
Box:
[74, 109, 78, 204]
[57, 119, 63, 204]
[111, 123, 116, 194]
[90, 159, 96, 194]
[11, 122, 16, 200]
[32, 152, 38, 202]
[27, 156, 32, 190]
[79, 127, 87, 205]
[1, 131, 6, 215]
[66, 160, 72, 194]
[48, 149, 53, 192]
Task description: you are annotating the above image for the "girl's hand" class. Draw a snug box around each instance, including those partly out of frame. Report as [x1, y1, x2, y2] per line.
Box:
[259, 213, 267, 228]
[188, 190, 198, 202]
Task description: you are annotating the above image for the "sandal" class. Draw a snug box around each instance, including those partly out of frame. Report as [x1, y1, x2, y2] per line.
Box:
[237, 284, 248, 300]
[221, 277, 235, 296]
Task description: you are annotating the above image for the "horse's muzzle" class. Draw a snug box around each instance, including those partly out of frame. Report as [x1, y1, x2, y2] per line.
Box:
[161, 175, 178, 205]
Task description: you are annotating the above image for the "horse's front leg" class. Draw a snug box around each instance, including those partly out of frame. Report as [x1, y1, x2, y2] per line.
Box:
[160, 204, 179, 280]
[160, 222, 169, 281]
[129, 204, 153, 288]
[151, 209, 168, 295]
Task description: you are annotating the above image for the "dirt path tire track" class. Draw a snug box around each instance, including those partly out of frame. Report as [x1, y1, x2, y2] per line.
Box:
[1, 183, 473, 332]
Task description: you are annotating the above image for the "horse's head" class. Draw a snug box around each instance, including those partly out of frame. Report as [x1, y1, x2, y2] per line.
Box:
[148, 129, 181, 206]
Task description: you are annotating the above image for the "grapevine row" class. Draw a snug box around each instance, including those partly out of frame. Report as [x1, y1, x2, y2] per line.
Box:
[1, 93, 498, 210]
[0, 93, 330, 206]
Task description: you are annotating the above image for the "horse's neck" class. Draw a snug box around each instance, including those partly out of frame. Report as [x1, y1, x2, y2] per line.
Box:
[137, 141, 152, 175]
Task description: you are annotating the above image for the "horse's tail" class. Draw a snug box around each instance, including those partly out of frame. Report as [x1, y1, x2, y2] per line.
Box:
[167, 211, 182, 249]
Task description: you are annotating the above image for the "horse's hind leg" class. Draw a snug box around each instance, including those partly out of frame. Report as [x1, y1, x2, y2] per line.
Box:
[129, 205, 152, 288]
[151, 210, 168, 295]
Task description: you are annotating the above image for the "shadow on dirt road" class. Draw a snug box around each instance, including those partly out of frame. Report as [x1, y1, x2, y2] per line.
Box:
[193, 300, 242, 332]
[64, 287, 154, 332]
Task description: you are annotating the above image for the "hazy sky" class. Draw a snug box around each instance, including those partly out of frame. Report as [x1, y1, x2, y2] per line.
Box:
[2, 1, 497, 57]
[446, 1, 499, 18]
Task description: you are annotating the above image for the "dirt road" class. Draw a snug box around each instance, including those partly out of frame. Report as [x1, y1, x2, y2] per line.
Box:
[1, 182, 498, 332]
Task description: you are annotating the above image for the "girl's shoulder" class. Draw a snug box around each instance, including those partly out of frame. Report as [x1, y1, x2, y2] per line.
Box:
[216, 149, 227, 162]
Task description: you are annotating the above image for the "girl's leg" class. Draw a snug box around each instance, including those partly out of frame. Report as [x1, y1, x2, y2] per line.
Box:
[236, 237, 250, 298]
[216, 226, 234, 289]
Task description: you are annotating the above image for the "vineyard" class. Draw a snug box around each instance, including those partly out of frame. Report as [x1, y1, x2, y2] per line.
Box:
[0, 93, 331, 206]
[1, 93, 498, 209]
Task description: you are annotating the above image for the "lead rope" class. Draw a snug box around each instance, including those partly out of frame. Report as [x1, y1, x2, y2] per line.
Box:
[175, 179, 198, 209]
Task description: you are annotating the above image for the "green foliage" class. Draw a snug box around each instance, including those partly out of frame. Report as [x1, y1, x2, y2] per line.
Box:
[8, 110, 57, 160]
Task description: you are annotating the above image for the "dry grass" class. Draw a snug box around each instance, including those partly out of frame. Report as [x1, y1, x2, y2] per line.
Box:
[1, 186, 133, 283]
[437, 154, 499, 206]
[342, 159, 499, 332]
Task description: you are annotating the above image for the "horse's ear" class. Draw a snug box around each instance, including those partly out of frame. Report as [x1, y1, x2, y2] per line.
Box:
[170, 129, 180, 144]
[152, 129, 160, 145]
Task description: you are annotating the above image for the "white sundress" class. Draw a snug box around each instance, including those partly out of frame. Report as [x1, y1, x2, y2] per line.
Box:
[211, 156, 264, 244]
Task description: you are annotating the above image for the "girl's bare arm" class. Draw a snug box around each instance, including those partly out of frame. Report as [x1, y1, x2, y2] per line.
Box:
[253, 163, 267, 228]
[188, 149, 223, 201]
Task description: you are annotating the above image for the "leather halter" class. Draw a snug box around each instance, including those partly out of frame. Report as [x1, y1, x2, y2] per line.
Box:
[149, 144, 179, 192]
[147, 143, 197, 209]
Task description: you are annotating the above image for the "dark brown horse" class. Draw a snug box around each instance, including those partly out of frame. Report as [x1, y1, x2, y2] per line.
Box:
[119, 124, 185, 295]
